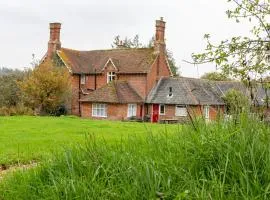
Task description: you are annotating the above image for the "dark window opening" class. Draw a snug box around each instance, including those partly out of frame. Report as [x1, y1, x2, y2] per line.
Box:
[169, 87, 173, 97]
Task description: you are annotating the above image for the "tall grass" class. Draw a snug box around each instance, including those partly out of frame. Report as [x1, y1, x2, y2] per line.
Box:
[1, 115, 270, 199]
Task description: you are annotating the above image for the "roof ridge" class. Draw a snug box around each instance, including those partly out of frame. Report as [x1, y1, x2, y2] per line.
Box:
[171, 76, 244, 84]
[213, 80, 242, 83]
[61, 47, 154, 53]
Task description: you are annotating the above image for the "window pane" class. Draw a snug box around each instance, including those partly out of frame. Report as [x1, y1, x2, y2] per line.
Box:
[92, 104, 107, 117]
[107, 72, 116, 83]
[204, 106, 210, 119]
[160, 104, 165, 114]
[175, 106, 187, 117]
[81, 74, 86, 84]
[128, 104, 136, 117]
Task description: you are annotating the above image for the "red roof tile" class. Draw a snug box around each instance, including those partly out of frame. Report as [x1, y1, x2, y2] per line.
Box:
[80, 81, 143, 103]
[57, 47, 156, 74]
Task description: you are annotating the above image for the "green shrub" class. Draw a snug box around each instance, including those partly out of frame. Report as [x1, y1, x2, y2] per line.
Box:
[1, 115, 270, 199]
[0, 106, 10, 116]
[223, 89, 250, 115]
[0, 104, 33, 116]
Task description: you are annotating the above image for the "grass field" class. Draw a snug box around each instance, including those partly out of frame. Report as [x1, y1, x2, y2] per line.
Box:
[0, 116, 179, 165]
[1, 115, 270, 199]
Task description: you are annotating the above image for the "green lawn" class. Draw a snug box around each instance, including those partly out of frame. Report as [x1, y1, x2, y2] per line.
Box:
[0, 116, 179, 165]
[1, 115, 270, 199]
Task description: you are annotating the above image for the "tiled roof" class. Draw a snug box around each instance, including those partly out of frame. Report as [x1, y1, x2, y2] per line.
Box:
[80, 81, 143, 103]
[253, 86, 270, 106]
[146, 77, 225, 105]
[215, 81, 249, 96]
[57, 47, 156, 74]
[147, 77, 270, 106]
[215, 81, 270, 106]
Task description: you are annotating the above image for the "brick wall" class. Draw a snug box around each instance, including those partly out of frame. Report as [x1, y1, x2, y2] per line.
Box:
[81, 102, 143, 120]
[71, 75, 80, 116]
[158, 105, 200, 122]
[209, 105, 224, 120]
[81, 102, 91, 117]
[157, 53, 171, 79]
[147, 104, 224, 123]
[118, 74, 147, 98]
[146, 54, 171, 95]
[82, 74, 106, 90]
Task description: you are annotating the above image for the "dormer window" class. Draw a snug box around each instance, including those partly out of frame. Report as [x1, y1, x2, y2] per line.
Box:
[168, 87, 173, 97]
[80, 74, 86, 85]
[107, 72, 116, 83]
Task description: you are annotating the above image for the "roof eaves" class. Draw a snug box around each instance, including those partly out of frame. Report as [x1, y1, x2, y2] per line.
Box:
[40, 53, 48, 64]
[146, 54, 159, 74]
[117, 72, 148, 74]
[57, 50, 73, 73]
[165, 56, 173, 77]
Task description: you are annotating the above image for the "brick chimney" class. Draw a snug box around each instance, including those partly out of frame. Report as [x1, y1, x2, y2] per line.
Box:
[47, 22, 61, 58]
[154, 17, 166, 53]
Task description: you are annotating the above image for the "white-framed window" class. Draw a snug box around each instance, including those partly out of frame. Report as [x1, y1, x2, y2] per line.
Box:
[159, 104, 165, 115]
[107, 72, 116, 83]
[80, 74, 86, 84]
[175, 105, 187, 117]
[203, 105, 210, 119]
[127, 104, 137, 117]
[92, 103, 107, 117]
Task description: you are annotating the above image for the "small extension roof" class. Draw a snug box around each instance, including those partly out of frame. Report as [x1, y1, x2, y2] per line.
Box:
[80, 80, 143, 104]
[146, 77, 225, 105]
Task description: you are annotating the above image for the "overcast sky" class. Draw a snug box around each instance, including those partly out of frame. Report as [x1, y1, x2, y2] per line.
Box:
[0, 0, 252, 77]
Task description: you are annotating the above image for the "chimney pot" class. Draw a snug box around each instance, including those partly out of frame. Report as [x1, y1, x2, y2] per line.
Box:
[47, 22, 62, 58]
[154, 18, 166, 53]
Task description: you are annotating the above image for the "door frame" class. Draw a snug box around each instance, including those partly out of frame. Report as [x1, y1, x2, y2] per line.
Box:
[151, 104, 159, 123]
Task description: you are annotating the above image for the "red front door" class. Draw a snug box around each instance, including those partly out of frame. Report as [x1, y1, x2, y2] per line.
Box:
[152, 104, 159, 123]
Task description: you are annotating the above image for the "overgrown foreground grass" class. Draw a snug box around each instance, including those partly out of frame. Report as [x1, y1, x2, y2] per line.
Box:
[1, 116, 270, 199]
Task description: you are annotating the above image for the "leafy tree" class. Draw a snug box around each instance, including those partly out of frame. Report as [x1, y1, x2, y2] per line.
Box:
[111, 34, 142, 48]
[260, 76, 270, 108]
[166, 49, 179, 76]
[111, 35, 180, 76]
[0, 68, 26, 108]
[201, 71, 232, 81]
[192, 0, 270, 81]
[18, 61, 71, 115]
[0, 67, 23, 76]
[223, 89, 250, 116]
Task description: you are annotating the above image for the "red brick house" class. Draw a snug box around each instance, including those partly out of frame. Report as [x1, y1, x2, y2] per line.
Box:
[45, 18, 266, 122]
[43, 18, 176, 121]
